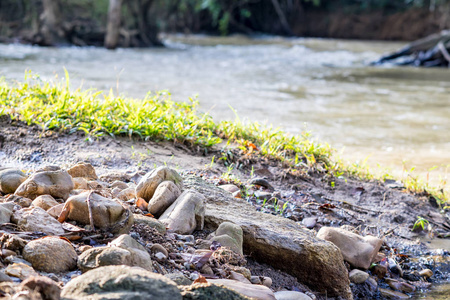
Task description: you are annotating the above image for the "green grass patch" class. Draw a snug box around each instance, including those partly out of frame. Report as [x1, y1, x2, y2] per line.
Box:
[0, 72, 448, 205]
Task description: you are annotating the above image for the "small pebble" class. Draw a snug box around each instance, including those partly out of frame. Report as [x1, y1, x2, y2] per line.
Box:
[419, 269, 433, 278]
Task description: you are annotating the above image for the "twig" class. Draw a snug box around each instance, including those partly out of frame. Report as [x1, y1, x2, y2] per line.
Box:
[86, 190, 96, 231]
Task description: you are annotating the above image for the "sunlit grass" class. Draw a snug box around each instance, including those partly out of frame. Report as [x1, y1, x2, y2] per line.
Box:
[0, 72, 448, 205]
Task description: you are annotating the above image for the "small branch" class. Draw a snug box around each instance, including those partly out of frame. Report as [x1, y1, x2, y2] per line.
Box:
[86, 190, 96, 231]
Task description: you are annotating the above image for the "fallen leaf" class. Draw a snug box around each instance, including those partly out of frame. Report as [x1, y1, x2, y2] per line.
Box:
[145, 213, 155, 218]
[319, 203, 336, 210]
[194, 275, 208, 284]
[136, 198, 148, 211]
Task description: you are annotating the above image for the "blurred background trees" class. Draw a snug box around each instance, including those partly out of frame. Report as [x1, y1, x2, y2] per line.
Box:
[0, 0, 449, 47]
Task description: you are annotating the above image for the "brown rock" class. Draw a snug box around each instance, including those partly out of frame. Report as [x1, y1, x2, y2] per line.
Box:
[379, 288, 410, 299]
[67, 162, 97, 179]
[47, 203, 64, 218]
[31, 195, 59, 210]
[77, 246, 132, 273]
[419, 269, 433, 278]
[385, 278, 416, 293]
[349, 269, 369, 284]
[15, 169, 74, 200]
[116, 187, 136, 201]
[61, 266, 180, 300]
[133, 214, 167, 234]
[60, 191, 131, 232]
[5, 263, 38, 280]
[148, 181, 181, 217]
[20, 275, 61, 300]
[109, 234, 153, 271]
[207, 279, 276, 300]
[12, 207, 65, 235]
[23, 237, 77, 273]
[219, 184, 240, 194]
[317, 227, 383, 270]
[0, 202, 15, 224]
[136, 167, 183, 201]
[184, 176, 352, 299]
[0, 169, 27, 194]
[72, 177, 88, 190]
[159, 189, 205, 235]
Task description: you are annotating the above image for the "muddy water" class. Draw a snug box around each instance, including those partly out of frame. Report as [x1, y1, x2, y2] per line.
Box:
[0, 35, 449, 184]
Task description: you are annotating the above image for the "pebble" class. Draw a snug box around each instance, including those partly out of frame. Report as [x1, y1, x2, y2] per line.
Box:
[302, 217, 317, 229]
[250, 276, 262, 284]
[379, 288, 409, 299]
[348, 269, 369, 284]
[419, 268, 433, 278]
[262, 276, 272, 288]
[385, 278, 416, 293]
[151, 244, 169, 258]
[249, 178, 274, 191]
[274, 291, 313, 300]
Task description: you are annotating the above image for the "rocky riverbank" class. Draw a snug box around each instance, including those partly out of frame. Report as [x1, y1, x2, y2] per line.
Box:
[0, 116, 449, 299]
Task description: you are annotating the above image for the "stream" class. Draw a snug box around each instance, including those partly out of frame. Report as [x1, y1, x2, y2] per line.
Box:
[0, 34, 449, 186]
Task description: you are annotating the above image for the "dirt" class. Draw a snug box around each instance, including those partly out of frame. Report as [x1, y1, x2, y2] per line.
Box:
[1, 115, 450, 299]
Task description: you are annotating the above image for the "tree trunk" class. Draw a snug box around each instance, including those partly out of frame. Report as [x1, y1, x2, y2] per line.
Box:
[105, 0, 122, 49]
[40, 0, 64, 45]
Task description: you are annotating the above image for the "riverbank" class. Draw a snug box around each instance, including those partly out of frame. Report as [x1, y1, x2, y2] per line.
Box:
[0, 76, 449, 299]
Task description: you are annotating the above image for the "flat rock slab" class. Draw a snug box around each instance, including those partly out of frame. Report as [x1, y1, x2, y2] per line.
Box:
[184, 176, 351, 299]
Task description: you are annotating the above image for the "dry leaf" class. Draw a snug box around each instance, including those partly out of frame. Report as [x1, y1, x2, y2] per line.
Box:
[194, 275, 208, 284]
[136, 197, 148, 211]
[144, 213, 155, 218]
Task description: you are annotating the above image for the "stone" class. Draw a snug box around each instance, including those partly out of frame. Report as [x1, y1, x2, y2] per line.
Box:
[0, 202, 15, 224]
[274, 291, 313, 300]
[181, 282, 250, 300]
[230, 271, 251, 284]
[148, 181, 182, 217]
[0, 169, 27, 194]
[60, 191, 132, 233]
[22, 237, 77, 273]
[164, 272, 193, 286]
[207, 279, 276, 300]
[5, 194, 32, 207]
[15, 169, 74, 200]
[228, 266, 251, 280]
[184, 176, 351, 299]
[109, 234, 153, 271]
[31, 195, 59, 210]
[20, 275, 61, 300]
[61, 266, 181, 300]
[0, 271, 12, 283]
[385, 278, 416, 293]
[5, 263, 38, 280]
[111, 180, 129, 190]
[262, 277, 272, 288]
[67, 162, 97, 179]
[349, 269, 369, 284]
[117, 187, 136, 201]
[250, 276, 262, 284]
[0, 233, 27, 251]
[47, 203, 64, 218]
[133, 214, 167, 234]
[219, 184, 240, 194]
[302, 217, 317, 229]
[419, 269, 433, 278]
[317, 227, 383, 270]
[209, 222, 243, 255]
[77, 246, 131, 273]
[136, 167, 183, 201]
[150, 244, 169, 258]
[72, 177, 88, 190]
[249, 178, 274, 191]
[379, 288, 409, 299]
[159, 189, 205, 235]
[12, 207, 65, 235]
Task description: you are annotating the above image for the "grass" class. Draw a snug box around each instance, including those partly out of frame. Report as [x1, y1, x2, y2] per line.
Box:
[0, 72, 448, 205]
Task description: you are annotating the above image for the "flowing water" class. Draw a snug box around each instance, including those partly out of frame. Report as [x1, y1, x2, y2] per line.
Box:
[0, 35, 449, 185]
